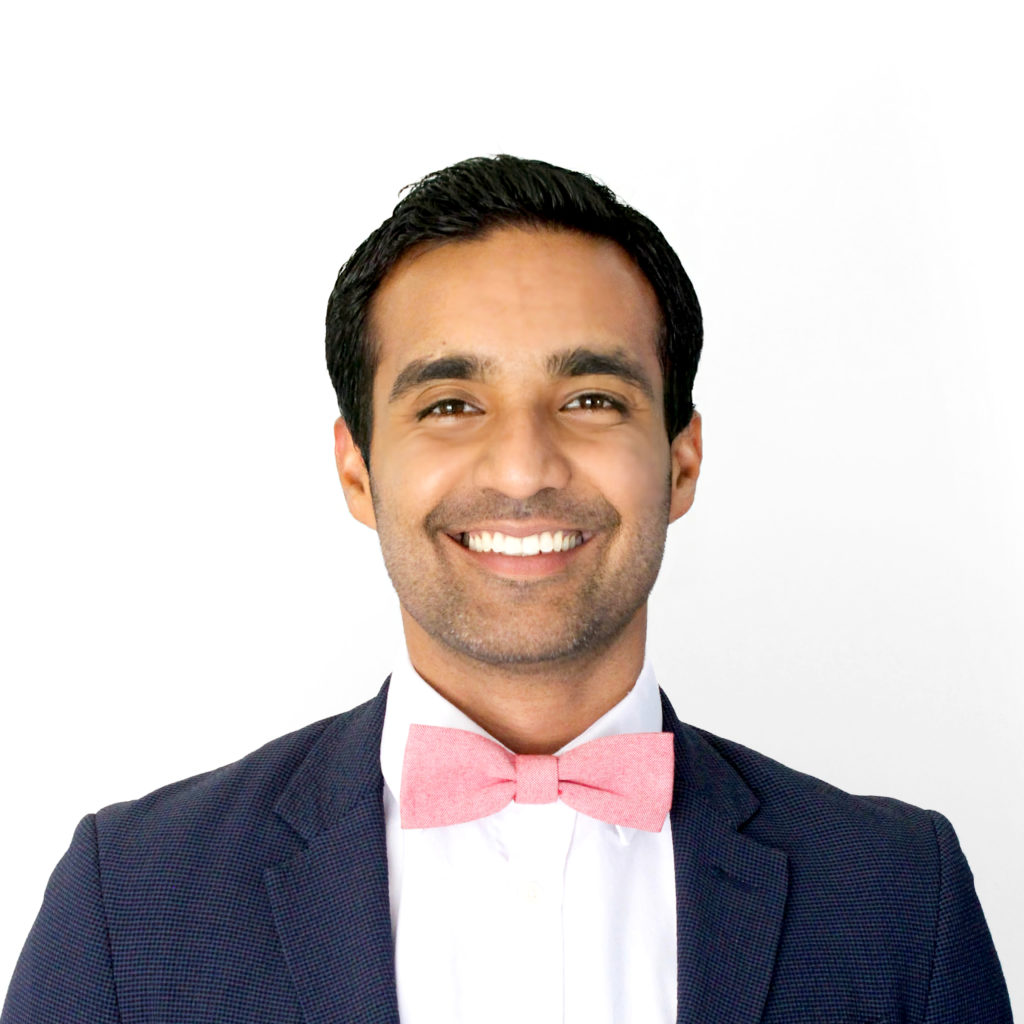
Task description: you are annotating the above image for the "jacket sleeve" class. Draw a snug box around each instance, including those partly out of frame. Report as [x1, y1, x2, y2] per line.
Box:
[1, 815, 121, 1024]
[923, 811, 1013, 1023]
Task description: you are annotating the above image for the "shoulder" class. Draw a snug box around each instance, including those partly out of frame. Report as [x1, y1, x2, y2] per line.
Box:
[688, 729, 1013, 1018]
[694, 725, 949, 902]
[698, 725, 941, 843]
[91, 689, 385, 870]
[95, 715, 329, 837]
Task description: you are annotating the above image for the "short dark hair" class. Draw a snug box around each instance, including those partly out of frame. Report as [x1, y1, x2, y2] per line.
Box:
[325, 155, 702, 466]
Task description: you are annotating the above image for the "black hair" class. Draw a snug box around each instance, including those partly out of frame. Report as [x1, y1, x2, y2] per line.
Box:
[325, 154, 702, 466]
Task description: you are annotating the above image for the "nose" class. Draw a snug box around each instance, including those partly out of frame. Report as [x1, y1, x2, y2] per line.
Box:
[472, 406, 572, 500]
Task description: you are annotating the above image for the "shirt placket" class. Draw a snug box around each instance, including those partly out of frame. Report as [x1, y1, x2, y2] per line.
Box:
[503, 801, 576, 1024]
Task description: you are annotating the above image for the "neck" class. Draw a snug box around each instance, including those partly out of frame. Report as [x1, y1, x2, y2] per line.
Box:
[400, 608, 648, 754]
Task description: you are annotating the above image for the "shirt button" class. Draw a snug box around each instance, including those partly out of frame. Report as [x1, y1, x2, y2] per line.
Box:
[522, 880, 542, 904]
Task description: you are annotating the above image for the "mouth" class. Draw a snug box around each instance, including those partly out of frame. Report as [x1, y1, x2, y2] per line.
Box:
[451, 529, 591, 557]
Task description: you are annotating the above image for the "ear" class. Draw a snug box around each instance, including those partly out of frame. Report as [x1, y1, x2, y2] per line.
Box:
[668, 410, 702, 524]
[333, 417, 377, 530]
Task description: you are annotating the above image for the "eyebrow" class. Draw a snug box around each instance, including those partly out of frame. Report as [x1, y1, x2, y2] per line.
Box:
[546, 346, 655, 399]
[387, 345, 655, 403]
[388, 354, 493, 403]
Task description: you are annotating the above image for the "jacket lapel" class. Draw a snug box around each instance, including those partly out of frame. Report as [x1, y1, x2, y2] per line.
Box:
[662, 692, 789, 1024]
[265, 682, 399, 1024]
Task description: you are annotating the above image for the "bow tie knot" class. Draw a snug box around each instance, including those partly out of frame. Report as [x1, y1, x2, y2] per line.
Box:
[514, 754, 560, 804]
[400, 724, 674, 832]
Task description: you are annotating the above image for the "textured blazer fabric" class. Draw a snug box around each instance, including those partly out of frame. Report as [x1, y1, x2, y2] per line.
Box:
[2, 682, 1013, 1024]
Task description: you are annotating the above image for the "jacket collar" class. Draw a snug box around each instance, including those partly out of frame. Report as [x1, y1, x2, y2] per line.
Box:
[662, 691, 789, 1024]
[273, 681, 391, 842]
[265, 681, 397, 1024]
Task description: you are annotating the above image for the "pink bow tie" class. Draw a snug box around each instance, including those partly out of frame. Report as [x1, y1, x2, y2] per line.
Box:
[400, 725, 674, 832]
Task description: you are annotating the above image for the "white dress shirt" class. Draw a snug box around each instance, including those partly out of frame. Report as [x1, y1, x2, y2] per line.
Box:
[379, 653, 677, 1024]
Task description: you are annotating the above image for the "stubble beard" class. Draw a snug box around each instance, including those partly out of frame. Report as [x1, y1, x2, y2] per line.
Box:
[370, 479, 671, 671]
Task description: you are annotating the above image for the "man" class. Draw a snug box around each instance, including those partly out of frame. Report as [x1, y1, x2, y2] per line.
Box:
[2, 156, 1012, 1023]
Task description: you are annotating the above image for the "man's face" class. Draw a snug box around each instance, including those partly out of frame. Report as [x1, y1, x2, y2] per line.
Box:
[336, 226, 701, 669]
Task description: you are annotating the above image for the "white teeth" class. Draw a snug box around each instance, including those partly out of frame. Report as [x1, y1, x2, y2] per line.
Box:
[461, 530, 584, 555]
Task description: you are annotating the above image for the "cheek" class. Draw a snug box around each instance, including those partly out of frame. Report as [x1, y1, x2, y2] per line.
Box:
[374, 433, 478, 520]
[576, 431, 671, 510]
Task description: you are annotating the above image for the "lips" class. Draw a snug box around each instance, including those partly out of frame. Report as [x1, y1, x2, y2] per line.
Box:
[457, 529, 587, 556]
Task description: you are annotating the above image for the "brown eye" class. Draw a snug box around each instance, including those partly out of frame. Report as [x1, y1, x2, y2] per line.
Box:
[418, 398, 481, 420]
[563, 393, 627, 413]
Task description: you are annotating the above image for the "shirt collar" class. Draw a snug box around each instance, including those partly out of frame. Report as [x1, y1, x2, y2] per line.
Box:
[380, 651, 664, 843]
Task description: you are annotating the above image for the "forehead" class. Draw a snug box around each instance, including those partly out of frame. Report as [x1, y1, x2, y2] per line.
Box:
[368, 226, 663, 386]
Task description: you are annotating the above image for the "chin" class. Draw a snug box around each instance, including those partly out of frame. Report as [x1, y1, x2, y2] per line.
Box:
[433, 614, 631, 669]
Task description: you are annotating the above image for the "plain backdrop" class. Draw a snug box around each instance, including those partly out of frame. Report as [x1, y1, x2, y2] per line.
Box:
[1, 0, 1020, 1009]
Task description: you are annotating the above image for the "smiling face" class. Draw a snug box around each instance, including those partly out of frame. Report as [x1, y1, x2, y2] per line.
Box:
[335, 225, 701, 674]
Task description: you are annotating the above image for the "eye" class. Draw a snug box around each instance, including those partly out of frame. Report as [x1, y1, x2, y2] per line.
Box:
[417, 397, 482, 420]
[562, 392, 628, 414]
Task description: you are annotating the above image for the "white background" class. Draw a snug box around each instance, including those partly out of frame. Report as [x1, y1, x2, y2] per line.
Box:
[2, 0, 1020, 1010]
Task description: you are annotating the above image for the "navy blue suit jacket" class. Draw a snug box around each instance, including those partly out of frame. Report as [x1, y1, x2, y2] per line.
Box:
[2, 683, 1012, 1023]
